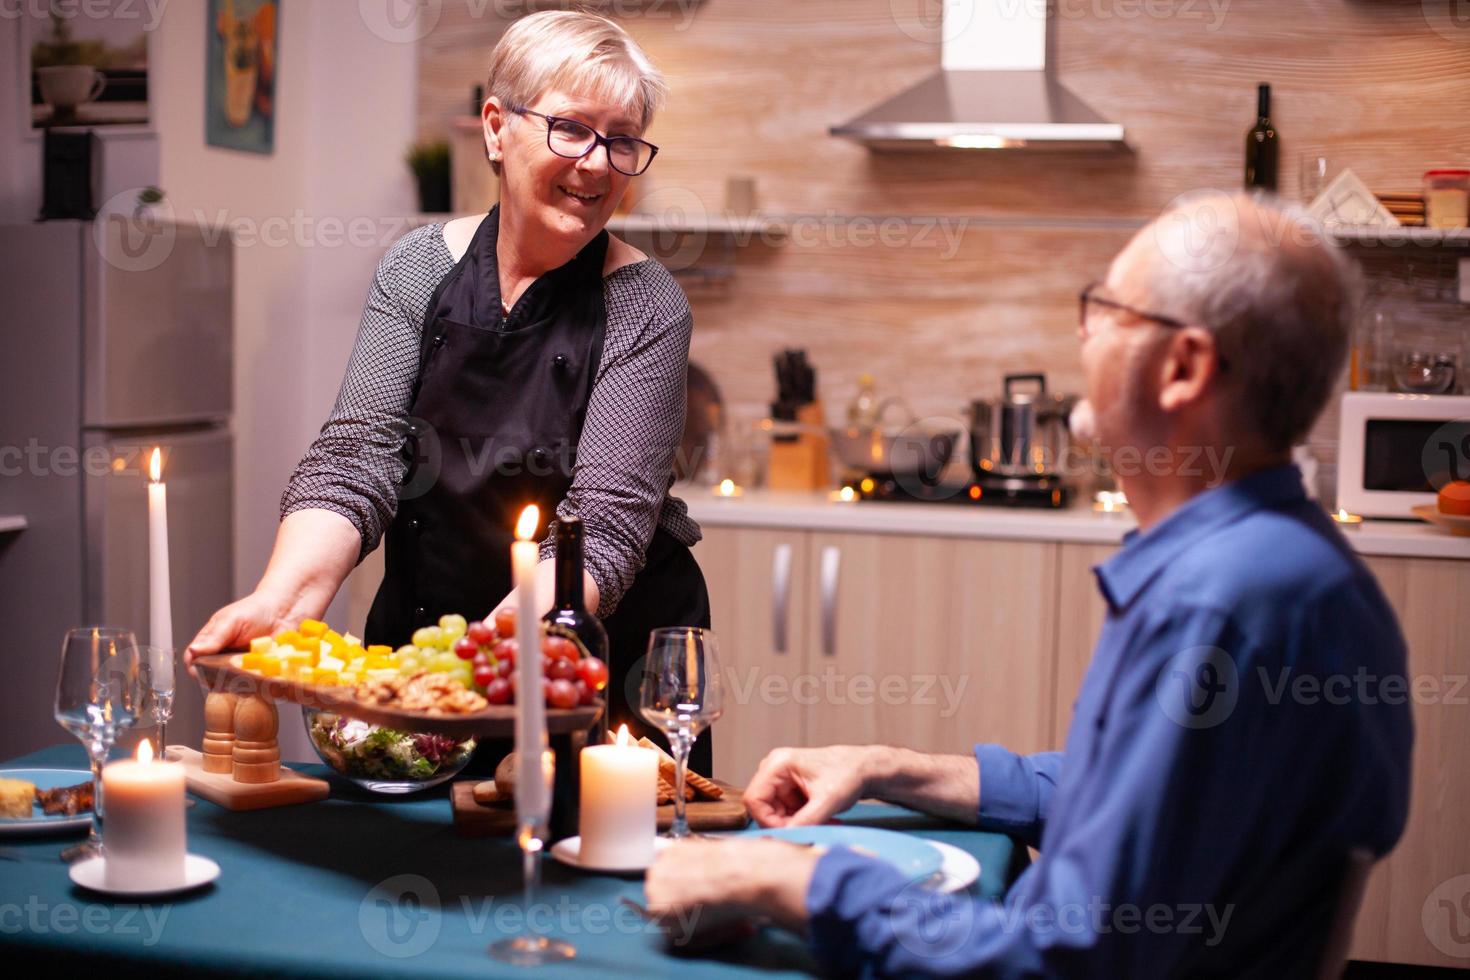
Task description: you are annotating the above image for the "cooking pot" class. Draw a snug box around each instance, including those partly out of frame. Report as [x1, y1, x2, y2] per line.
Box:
[969, 373, 1077, 480]
[828, 423, 958, 484]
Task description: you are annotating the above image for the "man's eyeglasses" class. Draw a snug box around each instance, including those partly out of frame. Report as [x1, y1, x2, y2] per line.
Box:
[511, 107, 659, 177]
[1077, 280, 1228, 370]
[1078, 280, 1189, 339]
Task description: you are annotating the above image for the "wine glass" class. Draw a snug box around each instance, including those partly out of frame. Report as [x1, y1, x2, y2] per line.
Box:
[54, 626, 143, 862]
[139, 645, 176, 757]
[639, 627, 724, 839]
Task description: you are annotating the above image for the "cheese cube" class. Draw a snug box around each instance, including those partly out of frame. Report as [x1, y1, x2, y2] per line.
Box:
[250, 636, 273, 654]
[298, 618, 328, 638]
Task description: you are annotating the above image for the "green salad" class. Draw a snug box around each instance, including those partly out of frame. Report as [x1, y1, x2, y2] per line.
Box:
[307, 713, 475, 782]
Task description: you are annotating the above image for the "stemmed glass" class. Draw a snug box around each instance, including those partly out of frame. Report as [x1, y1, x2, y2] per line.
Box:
[54, 627, 143, 862]
[639, 627, 724, 839]
[139, 645, 176, 758]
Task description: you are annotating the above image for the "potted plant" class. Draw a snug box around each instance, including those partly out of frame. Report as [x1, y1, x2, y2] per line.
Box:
[406, 141, 452, 214]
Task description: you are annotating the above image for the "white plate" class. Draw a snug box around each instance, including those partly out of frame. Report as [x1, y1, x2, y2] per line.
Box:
[550, 835, 671, 873]
[927, 839, 981, 893]
[69, 853, 220, 897]
[0, 768, 93, 836]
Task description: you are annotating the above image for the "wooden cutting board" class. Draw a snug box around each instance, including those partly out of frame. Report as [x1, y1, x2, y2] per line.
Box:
[192, 651, 602, 739]
[173, 746, 330, 811]
[451, 778, 750, 837]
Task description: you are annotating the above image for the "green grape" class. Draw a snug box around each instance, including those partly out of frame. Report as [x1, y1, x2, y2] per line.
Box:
[397, 656, 421, 674]
[411, 625, 444, 649]
[428, 652, 461, 673]
[439, 613, 468, 635]
[395, 644, 420, 659]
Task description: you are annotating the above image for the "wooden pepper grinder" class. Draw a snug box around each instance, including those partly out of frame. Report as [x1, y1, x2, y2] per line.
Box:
[232, 695, 281, 784]
[201, 691, 239, 774]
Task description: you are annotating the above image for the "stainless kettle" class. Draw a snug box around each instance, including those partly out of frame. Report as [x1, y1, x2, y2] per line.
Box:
[968, 373, 1077, 480]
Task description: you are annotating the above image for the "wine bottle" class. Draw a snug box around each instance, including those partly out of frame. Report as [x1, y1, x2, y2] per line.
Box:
[543, 517, 609, 663]
[1244, 83, 1278, 191]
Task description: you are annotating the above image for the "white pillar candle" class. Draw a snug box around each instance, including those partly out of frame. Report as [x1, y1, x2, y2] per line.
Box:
[513, 505, 549, 823]
[147, 448, 173, 655]
[579, 725, 657, 869]
[102, 740, 186, 889]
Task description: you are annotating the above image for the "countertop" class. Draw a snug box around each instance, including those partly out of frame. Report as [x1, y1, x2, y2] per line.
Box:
[678, 487, 1470, 561]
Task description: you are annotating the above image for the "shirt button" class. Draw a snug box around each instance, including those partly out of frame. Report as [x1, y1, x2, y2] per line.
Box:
[552, 353, 569, 371]
[530, 447, 551, 468]
[414, 606, 427, 623]
[409, 517, 420, 531]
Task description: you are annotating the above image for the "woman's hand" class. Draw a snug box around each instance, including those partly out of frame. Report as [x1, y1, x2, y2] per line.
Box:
[185, 590, 303, 674]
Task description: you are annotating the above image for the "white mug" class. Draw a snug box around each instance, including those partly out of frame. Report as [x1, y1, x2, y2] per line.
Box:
[36, 65, 107, 110]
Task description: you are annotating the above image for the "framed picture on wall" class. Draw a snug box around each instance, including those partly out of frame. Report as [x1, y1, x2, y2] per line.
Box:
[205, 0, 278, 154]
[22, 1, 151, 130]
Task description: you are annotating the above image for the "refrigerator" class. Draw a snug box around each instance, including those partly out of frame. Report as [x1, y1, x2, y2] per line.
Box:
[0, 217, 234, 759]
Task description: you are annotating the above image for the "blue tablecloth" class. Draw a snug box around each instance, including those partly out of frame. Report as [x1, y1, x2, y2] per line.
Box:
[0, 744, 1024, 977]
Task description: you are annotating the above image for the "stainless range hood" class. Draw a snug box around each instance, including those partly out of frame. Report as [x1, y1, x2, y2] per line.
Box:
[830, 0, 1126, 151]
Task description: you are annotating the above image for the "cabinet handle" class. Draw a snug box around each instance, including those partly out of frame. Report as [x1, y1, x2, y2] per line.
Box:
[820, 545, 841, 657]
[772, 543, 793, 654]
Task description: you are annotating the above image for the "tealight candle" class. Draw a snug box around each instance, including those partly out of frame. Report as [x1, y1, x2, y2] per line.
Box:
[102, 739, 186, 889]
[1333, 508, 1364, 528]
[579, 725, 657, 869]
[714, 479, 743, 498]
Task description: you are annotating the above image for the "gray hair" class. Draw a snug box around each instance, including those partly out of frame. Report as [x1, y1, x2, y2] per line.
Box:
[1146, 191, 1360, 452]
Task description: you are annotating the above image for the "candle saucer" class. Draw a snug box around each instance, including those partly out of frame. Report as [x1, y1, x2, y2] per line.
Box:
[68, 853, 220, 896]
[550, 835, 671, 874]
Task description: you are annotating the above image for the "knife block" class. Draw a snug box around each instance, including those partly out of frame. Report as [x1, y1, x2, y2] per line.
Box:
[768, 401, 830, 491]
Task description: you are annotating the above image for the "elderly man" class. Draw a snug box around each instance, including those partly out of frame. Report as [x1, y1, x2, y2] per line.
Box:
[645, 193, 1413, 977]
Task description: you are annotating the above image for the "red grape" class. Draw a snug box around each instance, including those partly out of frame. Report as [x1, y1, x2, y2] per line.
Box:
[467, 620, 495, 646]
[542, 635, 577, 662]
[547, 678, 579, 710]
[484, 677, 512, 705]
[576, 656, 608, 691]
[547, 656, 576, 682]
[491, 638, 517, 667]
[495, 658, 514, 679]
[473, 651, 489, 667]
[574, 679, 596, 706]
[453, 637, 479, 661]
[472, 664, 495, 689]
[493, 608, 516, 637]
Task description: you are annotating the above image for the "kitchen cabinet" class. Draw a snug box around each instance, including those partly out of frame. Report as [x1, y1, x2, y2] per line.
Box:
[696, 527, 1059, 785]
[1348, 556, 1470, 969]
[1052, 542, 1118, 746]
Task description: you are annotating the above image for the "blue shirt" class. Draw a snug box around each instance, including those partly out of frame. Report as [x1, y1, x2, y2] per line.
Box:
[805, 465, 1413, 978]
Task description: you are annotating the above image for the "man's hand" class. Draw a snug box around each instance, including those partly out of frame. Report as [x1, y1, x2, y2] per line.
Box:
[743, 745, 884, 828]
[644, 838, 821, 940]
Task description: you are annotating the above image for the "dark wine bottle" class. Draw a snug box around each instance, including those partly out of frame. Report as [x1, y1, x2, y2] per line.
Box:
[542, 517, 609, 663]
[1244, 83, 1278, 191]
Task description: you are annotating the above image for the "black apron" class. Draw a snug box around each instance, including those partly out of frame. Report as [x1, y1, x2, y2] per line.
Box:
[366, 207, 712, 773]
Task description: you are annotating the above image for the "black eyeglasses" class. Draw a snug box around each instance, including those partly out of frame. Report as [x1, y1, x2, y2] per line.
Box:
[511, 106, 659, 177]
[1078, 280, 1188, 338]
[1078, 280, 1228, 370]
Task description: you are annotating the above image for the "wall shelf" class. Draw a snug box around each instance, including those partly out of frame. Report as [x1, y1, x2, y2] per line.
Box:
[1327, 225, 1470, 248]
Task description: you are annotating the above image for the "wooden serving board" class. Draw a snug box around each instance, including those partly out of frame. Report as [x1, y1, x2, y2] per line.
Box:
[451, 778, 750, 837]
[172, 746, 330, 811]
[193, 652, 602, 739]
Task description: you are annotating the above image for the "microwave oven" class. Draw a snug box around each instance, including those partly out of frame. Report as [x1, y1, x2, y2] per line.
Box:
[1336, 392, 1470, 518]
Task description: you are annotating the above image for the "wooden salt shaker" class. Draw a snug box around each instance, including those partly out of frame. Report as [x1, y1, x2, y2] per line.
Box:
[232, 695, 281, 784]
[201, 691, 239, 774]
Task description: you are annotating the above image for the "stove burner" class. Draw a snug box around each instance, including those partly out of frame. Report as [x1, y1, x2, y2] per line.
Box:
[851, 473, 1071, 508]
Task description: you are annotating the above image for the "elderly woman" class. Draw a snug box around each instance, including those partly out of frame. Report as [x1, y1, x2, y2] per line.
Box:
[189, 11, 708, 763]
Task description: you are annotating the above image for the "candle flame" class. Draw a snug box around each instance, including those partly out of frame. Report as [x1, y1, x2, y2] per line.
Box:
[615, 723, 632, 747]
[719, 479, 735, 496]
[137, 739, 154, 763]
[149, 447, 162, 483]
[515, 505, 539, 541]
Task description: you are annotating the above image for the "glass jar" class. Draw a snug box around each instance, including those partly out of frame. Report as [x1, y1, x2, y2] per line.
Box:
[1424, 169, 1470, 229]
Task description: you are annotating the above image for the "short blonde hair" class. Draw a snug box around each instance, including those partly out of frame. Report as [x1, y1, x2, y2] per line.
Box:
[486, 10, 666, 134]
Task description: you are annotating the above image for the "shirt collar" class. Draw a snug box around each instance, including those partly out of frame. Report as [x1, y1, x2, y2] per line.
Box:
[1094, 463, 1307, 612]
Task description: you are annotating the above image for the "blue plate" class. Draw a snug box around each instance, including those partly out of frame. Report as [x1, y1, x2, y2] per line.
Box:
[0, 768, 93, 836]
[734, 825, 945, 881]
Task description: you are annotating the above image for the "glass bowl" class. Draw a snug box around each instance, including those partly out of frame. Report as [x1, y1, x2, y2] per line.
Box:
[302, 708, 476, 794]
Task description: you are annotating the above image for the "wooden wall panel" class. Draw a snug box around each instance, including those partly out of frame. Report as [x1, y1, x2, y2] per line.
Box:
[417, 0, 1470, 429]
